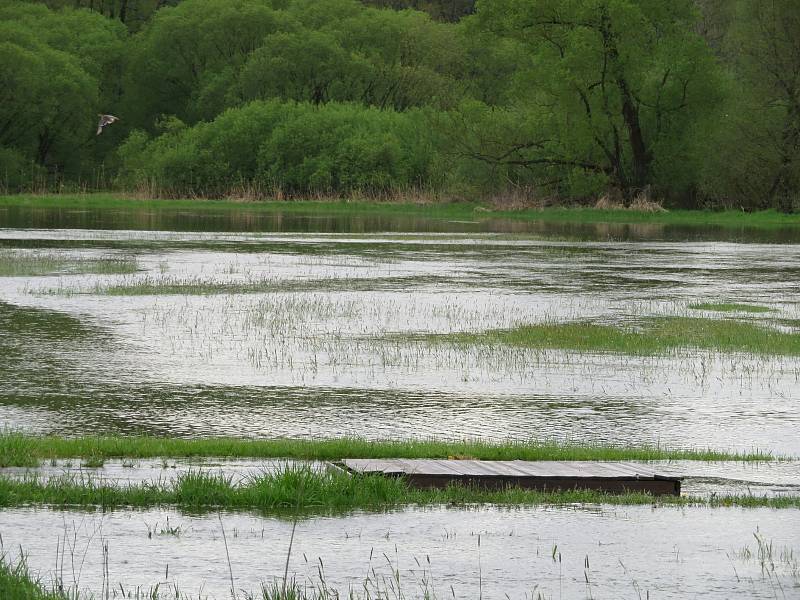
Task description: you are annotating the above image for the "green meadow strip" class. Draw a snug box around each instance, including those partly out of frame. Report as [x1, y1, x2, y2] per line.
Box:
[4, 194, 800, 229]
[688, 303, 774, 313]
[0, 434, 774, 468]
[436, 317, 800, 356]
[0, 469, 796, 512]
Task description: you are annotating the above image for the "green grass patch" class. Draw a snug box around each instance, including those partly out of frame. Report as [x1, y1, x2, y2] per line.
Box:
[0, 559, 65, 600]
[0, 250, 138, 277]
[48, 274, 440, 297]
[437, 317, 800, 356]
[0, 467, 796, 512]
[689, 303, 774, 313]
[0, 434, 774, 467]
[4, 193, 800, 229]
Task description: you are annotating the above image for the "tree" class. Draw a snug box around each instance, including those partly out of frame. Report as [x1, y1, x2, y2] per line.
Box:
[240, 31, 368, 105]
[0, 3, 124, 180]
[703, 1, 800, 211]
[466, 0, 721, 201]
[123, 0, 290, 127]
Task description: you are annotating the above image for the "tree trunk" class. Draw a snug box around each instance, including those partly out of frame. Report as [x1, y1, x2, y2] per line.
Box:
[618, 77, 649, 193]
[599, 5, 651, 198]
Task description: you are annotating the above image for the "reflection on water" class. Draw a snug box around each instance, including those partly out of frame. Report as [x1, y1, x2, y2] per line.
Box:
[0, 505, 797, 599]
[4, 203, 800, 242]
[0, 220, 800, 455]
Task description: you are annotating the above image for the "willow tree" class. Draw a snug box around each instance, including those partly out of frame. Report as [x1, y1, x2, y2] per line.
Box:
[468, 0, 720, 200]
[703, 0, 800, 211]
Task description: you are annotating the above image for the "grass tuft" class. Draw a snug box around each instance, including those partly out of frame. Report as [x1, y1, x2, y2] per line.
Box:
[0, 558, 67, 600]
[0, 250, 137, 277]
[434, 317, 800, 356]
[689, 303, 773, 314]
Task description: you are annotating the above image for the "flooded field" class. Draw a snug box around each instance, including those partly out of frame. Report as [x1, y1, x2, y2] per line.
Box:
[0, 504, 797, 599]
[1, 205, 800, 598]
[2, 225, 800, 454]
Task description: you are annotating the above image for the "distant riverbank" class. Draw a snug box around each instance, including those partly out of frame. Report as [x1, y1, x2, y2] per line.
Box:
[3, 193, 800, 229]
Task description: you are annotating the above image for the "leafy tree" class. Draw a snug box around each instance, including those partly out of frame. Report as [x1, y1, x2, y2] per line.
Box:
[0, 2, 127, 181]
[240, 31, 368, 105]
[702, 1, 800, 211]
[23, 0, 179, 31]
[364, 0, 475, 22]
[123, 0, 291, 126]
[466, 0, 721, 200]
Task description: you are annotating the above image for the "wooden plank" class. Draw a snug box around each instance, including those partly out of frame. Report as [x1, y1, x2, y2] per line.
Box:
[337, 459, 681, 496]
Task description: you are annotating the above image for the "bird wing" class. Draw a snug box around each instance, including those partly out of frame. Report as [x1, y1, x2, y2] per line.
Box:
[96, 114, 119, 135]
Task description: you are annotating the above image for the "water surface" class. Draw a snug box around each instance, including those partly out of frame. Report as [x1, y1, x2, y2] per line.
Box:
[0, 504, 797, 599]
[1, 225, 799, 454]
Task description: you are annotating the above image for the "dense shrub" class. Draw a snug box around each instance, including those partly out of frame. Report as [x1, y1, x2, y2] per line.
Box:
[118, 100, 440, 196]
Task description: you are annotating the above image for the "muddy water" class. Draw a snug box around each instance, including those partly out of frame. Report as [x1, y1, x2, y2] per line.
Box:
[0, 505, 797, 599]
[1, 227, 800, 455]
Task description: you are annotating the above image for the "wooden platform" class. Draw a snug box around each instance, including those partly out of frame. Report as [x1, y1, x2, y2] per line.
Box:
[338, 459, 681, 496]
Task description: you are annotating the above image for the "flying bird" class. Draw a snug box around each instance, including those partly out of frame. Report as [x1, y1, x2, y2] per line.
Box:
[96, 114, 119, 135]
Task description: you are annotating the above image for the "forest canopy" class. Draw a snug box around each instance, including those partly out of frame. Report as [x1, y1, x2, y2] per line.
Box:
[1, 0, 798, 210]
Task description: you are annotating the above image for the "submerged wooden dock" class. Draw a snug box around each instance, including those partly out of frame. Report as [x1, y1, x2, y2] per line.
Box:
[338, 459, 681, 496]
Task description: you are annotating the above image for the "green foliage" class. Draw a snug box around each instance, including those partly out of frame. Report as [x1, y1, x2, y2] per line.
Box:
[0, 1, 125, 184]
[118, 100, 439, 195]
[123, 0, 291, 125]
[0, 559, 65, 600]
[0, 147, 45, 192]
[1, 0, 796, 206]
[699, 0, 800, 211]
[463, 0, 722, 199]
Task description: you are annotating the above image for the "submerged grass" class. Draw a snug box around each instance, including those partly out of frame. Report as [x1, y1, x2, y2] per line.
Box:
[437, 317, 800, 356]
[0, 250, 138, 277]
[45, 274, 443, 297]
[689, 303, 774, 313]
[4, 193, 800, 228]
[0, 434, 774, 467]
[0, 467, 796, 511]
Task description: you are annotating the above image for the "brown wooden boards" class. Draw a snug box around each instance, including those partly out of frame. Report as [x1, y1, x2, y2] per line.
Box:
[337, 459, 681, 496]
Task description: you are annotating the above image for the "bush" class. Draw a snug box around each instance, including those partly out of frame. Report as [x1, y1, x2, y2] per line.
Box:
[118, 100, 440, 197]
[0, 147, 46, 192]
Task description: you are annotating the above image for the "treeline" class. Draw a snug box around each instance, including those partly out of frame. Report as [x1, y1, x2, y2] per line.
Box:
[1, 0, 798, 210]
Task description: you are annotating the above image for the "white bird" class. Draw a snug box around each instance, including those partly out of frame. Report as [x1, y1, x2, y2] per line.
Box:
[96, 114, 119, 135]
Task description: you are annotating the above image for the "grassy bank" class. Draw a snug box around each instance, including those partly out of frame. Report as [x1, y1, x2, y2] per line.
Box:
[0, 434, 775, 468]
[0, 468, 796, 511]
[3, 194, 800, 228]
[434, 317, 800, 356]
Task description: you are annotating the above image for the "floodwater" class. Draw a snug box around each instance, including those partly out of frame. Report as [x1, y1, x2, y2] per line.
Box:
[1, 224, 800, 455]
[0, 504, 797, 599]
[2, 207, 800, 598]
